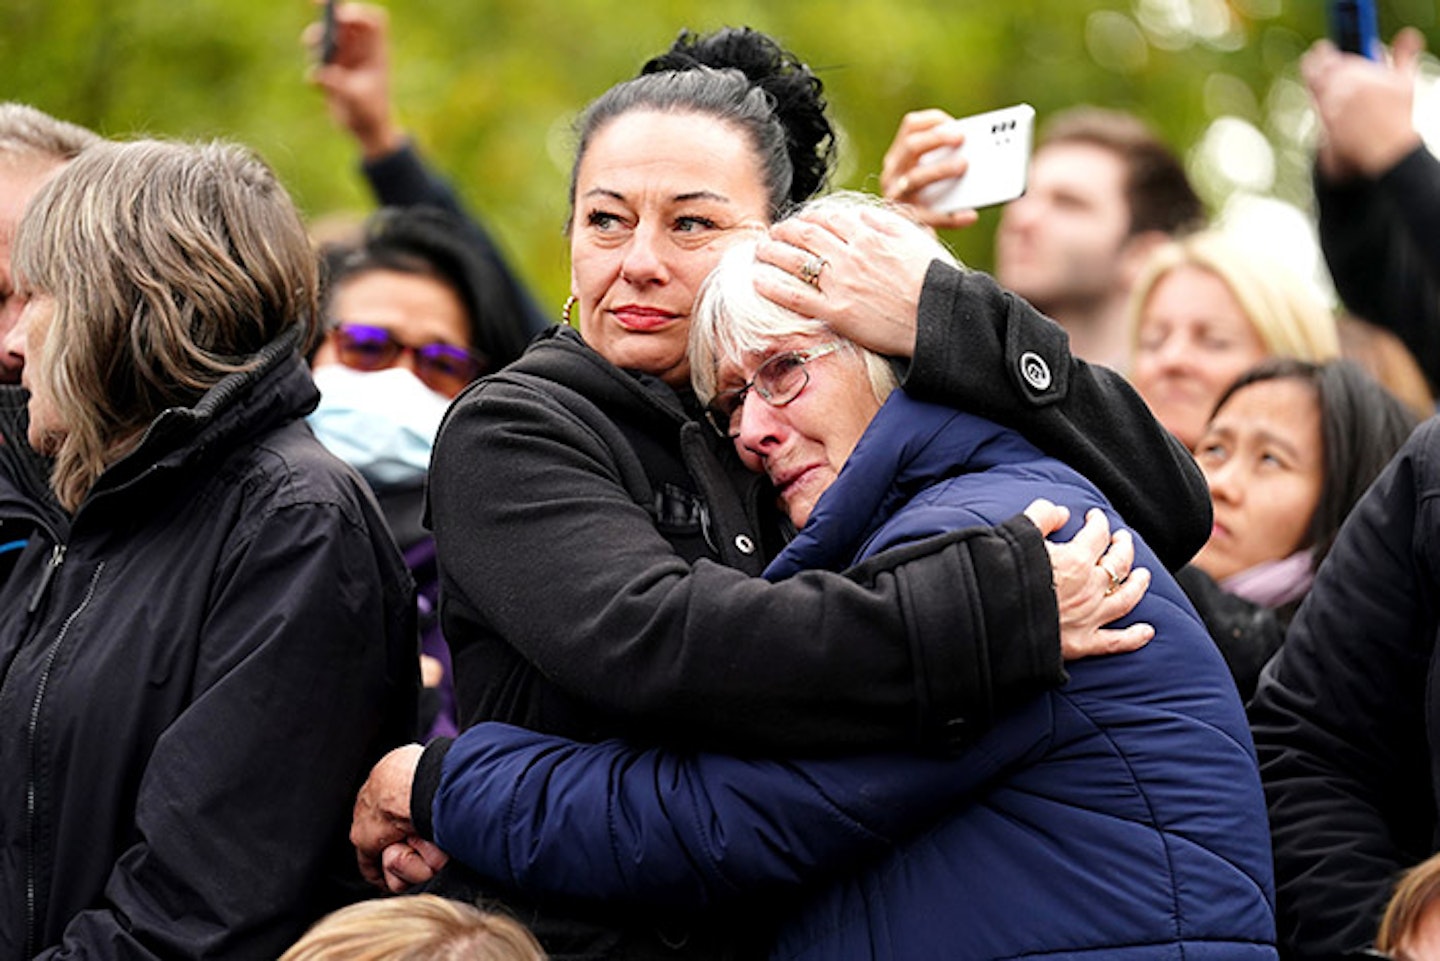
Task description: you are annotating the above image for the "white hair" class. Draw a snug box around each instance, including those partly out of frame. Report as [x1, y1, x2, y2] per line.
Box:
[690, 191, 954, 405]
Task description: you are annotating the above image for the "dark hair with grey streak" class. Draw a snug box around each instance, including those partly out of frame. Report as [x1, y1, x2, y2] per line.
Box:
[568, 67, 795, 223]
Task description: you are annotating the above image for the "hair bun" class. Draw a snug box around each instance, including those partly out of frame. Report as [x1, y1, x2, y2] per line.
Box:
[642, 27, 835, 204]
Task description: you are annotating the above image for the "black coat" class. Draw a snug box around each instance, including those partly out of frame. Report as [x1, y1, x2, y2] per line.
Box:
[1251, 415, 1440, 959]
[0, 338, 419, 960]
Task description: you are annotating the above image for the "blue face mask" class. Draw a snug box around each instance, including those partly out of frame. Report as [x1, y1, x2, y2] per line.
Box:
[308, 365, 450, 487]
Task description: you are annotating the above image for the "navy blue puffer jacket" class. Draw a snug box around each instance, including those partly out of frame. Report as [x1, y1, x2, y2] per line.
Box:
[431, 393, 1276, 960]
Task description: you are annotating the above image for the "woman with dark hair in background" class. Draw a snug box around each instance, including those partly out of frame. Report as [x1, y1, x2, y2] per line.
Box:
[0, 139, 418, 959]
[311, 205, 533, 740]
[1176, 358, 1417, 699]
[349, 26, 1210, 958]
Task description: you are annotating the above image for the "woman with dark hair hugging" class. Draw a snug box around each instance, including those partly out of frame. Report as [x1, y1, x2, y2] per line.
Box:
[377, 195, 1278, 959]
[0, 139, 417, 959]
[350, 26, 1217, 958]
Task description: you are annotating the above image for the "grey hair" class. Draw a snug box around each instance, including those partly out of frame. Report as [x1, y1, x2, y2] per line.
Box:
[569, 67, 793, 222]
[13, 138, 320, 511]
[0, 102, 100, 165]
[690, 191, 955, 405]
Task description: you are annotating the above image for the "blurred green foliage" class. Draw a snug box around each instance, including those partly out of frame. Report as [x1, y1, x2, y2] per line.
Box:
[1, 0, 1436, 310]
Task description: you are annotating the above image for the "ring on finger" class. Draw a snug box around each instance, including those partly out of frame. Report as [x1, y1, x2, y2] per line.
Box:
[1098, 558, 1124, 596]
[798, 253, 827, 289]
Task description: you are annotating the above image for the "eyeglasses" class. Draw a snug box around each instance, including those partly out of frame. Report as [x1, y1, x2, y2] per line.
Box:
[332, 323, 489, 398]
[704, 342, 844, 437]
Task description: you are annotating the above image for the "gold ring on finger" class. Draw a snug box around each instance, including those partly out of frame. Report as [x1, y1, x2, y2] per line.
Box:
[799, 253, 827, 289]
[1098, 559, 1124, 596]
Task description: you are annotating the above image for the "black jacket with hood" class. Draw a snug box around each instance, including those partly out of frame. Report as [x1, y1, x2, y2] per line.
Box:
[0, 335, 419, 960]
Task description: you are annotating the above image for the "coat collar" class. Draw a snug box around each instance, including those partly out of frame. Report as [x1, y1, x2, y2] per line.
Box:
[0, 329, 317, 528]
[764, 392, 1040, 580]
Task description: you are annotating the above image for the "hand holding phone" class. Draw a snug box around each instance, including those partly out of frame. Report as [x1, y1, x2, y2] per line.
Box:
[318, 0, 339, 65]
[1329, 0, 1380, 60]
[912, 104, 1035, 214]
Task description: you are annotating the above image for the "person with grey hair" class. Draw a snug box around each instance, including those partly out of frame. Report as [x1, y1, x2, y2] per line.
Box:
[0, 138, 419, 960]
[0, 103, 99, 386]
[0, 103, 99, 585]
[361, 195, 1276, 959]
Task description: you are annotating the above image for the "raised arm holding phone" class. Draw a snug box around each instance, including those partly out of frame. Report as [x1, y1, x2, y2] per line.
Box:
[1305, 25, 1440, 392]
[303, 1, 549, 336]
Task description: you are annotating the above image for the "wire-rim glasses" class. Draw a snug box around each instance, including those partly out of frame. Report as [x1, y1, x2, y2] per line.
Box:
[704, 341, 844, 438]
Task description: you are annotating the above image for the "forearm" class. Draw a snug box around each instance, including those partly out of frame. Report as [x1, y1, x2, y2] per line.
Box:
[905, 262, 1210, 570]
[425, 723, 1001, 908]
[360, 142, 549, 337]
[1318, 150, 1440, 391]
[361, 139, 462, 213]
[432, 380, 1062, 754]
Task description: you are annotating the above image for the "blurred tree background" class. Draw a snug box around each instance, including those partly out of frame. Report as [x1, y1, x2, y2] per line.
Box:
[2, 0, 1437, 310]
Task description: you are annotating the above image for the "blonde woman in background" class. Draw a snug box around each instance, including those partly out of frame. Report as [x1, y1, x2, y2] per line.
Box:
[1128, 230, 1341, 449]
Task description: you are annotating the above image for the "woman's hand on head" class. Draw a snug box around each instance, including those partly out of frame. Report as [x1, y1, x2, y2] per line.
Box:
[752, 202, 945, 359]
[1023, 499, 1154, 660]
[880, 109, 983, 232]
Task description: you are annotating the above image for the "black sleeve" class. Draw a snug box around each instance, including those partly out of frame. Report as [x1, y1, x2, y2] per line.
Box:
[1317, 146, 1440, 392]
[360, 141, 551, 337]
[429, 375, 1065, 757]
[1249, 419, 1440, 959]
[903, 261, 1211, 571]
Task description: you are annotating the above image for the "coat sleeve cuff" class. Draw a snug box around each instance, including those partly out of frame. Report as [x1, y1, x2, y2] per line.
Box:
[411, 736, 452, 841]
[868, 511, 1064, 752]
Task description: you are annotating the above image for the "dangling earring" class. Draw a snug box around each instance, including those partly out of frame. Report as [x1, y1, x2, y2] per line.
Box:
[562, 295, 578, 326]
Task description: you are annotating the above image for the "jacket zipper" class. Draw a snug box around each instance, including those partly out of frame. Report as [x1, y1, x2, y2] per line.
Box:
[27, 544, 66, 615]
[23, 559, 103, 958]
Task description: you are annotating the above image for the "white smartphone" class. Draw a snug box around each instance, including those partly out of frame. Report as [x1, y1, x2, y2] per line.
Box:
[913, 103, 1036, 213]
